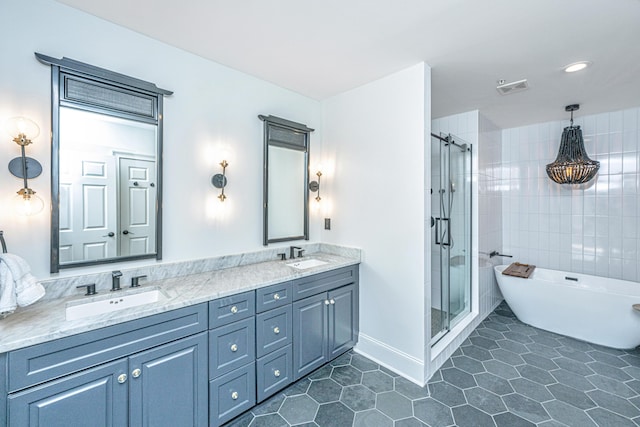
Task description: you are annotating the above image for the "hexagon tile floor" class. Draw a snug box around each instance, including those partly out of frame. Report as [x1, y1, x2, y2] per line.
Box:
[224, 302, 640, 427]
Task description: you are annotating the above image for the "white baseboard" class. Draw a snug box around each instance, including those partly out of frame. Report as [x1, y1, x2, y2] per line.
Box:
[354, 333, 425, 386]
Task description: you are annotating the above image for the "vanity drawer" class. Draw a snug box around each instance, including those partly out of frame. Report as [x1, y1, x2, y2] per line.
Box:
[210, 362, 256, 426]
[209, 318, 255, 379]
[209, 291, 255, 328]
[8, 303, 207, 393]
[256, 305, 292, 358]
[256, 281, 292, 313]
[292, 265, 358, 301]
[256, 345, 292, 403]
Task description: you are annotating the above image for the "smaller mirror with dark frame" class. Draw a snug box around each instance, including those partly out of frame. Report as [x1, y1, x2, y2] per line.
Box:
[36, 53, 172, 273]
[260, 115, 314, 246]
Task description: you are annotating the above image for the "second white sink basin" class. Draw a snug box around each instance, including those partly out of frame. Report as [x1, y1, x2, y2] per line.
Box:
[286, 258, 328, 270]
[66, 287, 167, 321]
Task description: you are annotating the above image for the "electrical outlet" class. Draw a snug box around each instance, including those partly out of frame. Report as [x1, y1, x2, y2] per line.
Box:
[324, 218, 331, 230]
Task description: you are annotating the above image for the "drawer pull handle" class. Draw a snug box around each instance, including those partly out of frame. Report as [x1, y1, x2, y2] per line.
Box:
[274, 369, 281, 377]
[330, 299, 335, 305]
[273, 326, 280, 334]
[230, 344, 238, 352]
[273, 293, 281, 300]
[117, 374, 127, 384]
[231, 391, 239, 400]
[131, 368, 141, 378]
[230, 305, 238, 314]
[325, 300, 330, 305]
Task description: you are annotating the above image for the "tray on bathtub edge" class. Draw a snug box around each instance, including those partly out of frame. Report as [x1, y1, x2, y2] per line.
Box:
[502, 262, 536, 278]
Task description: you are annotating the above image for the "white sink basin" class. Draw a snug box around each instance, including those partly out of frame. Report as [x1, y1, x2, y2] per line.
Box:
[286, 258, 328, 270]
[66, 287, 167, 321]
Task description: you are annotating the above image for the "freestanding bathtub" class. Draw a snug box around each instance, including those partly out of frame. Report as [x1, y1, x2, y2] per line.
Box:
[494, 265, 640, 349]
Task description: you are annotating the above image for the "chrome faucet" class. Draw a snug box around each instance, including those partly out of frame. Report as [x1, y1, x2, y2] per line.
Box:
[290, 246, 302, 260]
[111, 270, 123, 291]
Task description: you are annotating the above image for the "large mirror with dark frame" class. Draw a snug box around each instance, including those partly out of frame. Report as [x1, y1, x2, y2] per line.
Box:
[260, 115, 314, 246]
[36, 53, 172, 273]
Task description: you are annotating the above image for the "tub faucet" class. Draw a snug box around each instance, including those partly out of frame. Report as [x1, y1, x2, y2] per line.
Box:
[489, 251, 513, 258]
[290, 246, 302, 260]
[111, 270, 123, 291]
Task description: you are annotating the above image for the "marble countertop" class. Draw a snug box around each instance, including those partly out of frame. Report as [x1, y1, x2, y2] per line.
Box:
[0, 252, 359, 353]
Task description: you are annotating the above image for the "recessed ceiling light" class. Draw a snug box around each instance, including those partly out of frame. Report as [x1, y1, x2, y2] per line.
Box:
[564, 61, 592, 73]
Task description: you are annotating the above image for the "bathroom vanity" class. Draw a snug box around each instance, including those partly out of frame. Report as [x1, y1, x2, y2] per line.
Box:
[0, 255, 359, 426]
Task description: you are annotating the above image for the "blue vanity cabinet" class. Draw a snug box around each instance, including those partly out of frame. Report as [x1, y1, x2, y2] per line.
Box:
[255, 283, 294, 402]
[292, 266, 359, 380]
[5, 304, 208, 427]
[209, 291, 257, 426]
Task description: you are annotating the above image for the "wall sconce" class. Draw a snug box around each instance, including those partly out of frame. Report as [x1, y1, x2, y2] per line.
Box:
[211, 160, 229, 201]
[308, 170, 322, 202]
[5, 117, 44, 216]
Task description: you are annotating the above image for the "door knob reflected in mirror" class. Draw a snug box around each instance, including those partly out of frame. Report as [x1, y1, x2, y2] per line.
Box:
[103, 232, 115, 237]
[122, 230, 134, 235]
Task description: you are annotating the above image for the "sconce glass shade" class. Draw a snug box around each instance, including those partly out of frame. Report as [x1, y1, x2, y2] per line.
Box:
[5, 117, 40, 145]
[14, 189, 44, 216]
[546, 125, 600, 184]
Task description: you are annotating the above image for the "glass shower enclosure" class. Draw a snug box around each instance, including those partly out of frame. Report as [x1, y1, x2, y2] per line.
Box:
[430, 133, 472, 345]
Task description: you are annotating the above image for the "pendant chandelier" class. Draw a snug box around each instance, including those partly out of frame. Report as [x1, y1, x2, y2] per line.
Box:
[546, 104, 599, 184]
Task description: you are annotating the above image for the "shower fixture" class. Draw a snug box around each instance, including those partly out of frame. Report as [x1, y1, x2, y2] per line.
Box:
[546, 104, 600, 184]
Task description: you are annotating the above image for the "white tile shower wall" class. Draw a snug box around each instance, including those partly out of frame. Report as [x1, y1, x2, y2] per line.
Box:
[501, 107, 640, 282]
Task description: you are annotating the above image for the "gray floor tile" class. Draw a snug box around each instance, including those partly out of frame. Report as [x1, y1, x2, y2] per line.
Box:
[413, 398, 454, 426]
[352, 409, 392, 427]
[452, 355, 486, 374]
[279, 395, 318, 425]
[394, 376, 429, 400]
[550, 368, 595, 391]
[543, 399, 597, 427]
[587, 407, 637, 427]
[314, 402, 354, 427]
[474, 372, 515, 395]
[493, 412, 535, 427]
[429, 381, 466, 406]
[331, 365, 362, 386]
[509, 377, 554, 403]
[376, 391, 413, 420]
[362, 370, 394, 393]
[340, 384, 376, 411]
[464, 386, 506, 414]
[547, 383, 596, 410]
[224, 302, 640, 427]
[394, 417, 428, 427]
[451, 404, 496, 427]
[587, 389, 640, 418]
[502, 393, 551, 423]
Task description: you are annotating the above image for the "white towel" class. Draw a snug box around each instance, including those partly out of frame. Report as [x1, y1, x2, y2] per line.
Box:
[0, 254, 46, 317]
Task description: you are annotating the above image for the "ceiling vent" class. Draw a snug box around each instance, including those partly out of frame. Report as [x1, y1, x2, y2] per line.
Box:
[496, 79, 529, 95]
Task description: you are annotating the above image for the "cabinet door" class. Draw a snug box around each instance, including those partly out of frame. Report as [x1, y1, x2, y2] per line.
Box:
[328, 284, 359, 359]
[8, 359, 128, 427]
[293, 293, 328, 380]
[129, 332, 208, 427]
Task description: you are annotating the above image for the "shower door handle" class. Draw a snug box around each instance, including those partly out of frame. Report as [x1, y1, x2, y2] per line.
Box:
[435, 218, 451, 246]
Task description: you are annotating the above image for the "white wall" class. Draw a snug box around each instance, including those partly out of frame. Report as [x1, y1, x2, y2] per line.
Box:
[321, 63, 429, 384]
[0, 0, 322, 279]
[501, 107, 640, 281]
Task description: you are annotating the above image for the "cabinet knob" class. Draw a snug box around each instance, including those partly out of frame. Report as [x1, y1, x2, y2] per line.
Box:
[274, 369, 281, 378]
[230, 344, 238, 352]
[273, 293, 280, 300]
[231, 391, 239, 400]
[131, 368, 141, 378]
[117, 373, 127, 384]
[325, 300, 330, 305]
[330, 299, 335, 305]
[273, 326, 280, 334]
[230, 305, 238, 314]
